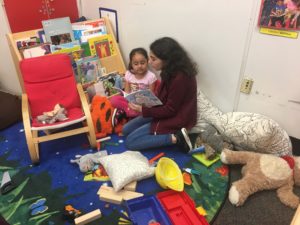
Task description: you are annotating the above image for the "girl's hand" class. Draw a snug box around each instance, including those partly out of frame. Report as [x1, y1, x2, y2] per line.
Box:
[128, 102, 142, 112]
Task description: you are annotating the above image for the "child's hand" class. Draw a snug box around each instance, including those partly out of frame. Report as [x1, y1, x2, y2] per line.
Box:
[128, 102, 142, 112]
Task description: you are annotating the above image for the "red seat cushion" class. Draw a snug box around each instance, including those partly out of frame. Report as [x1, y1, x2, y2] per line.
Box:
[20, 54, 82, 119]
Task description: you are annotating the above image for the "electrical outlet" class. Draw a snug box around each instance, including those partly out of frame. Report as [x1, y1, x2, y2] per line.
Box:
[240, 78, 253, 94]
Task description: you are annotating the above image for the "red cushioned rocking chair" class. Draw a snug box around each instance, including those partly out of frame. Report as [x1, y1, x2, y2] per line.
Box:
[20, 54, 97, 163]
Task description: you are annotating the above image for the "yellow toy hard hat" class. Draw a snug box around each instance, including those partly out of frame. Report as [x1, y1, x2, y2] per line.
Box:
[155, 157, 184, 192]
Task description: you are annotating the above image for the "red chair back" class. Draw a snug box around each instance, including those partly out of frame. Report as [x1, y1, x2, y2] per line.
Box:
[20, 54, 81, 118]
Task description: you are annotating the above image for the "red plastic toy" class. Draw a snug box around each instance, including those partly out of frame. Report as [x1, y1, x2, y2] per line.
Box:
[157, 190, 209, 225]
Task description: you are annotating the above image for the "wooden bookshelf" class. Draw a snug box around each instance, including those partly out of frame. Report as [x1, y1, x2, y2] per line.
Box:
[6, 17, 126, 93]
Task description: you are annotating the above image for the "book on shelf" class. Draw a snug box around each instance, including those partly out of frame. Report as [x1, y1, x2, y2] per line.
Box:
[20, 44, 51, 59]
[15, 36, 40, 50]
[98, 72, 123, 97]
[50, 40, 80, 53]
[37, 30, 46, 43]
[42, 17, 75, 45]
[88, 34, 116, 58]
[114, 88, 162, 107]
[72, 24, 93, 41]
[76, 56, 102, 84]
[83, 20, 106, 28]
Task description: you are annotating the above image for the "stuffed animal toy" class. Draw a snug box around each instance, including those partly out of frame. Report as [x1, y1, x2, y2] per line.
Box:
[90, 95, 125, 138]
[70, 151, 107, 172]
[220, 148, 300, 209]
[37, 103, 68, 124]
[192, 121, 233, 160]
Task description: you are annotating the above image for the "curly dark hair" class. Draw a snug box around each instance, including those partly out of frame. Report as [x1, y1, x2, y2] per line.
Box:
[150, 37, 198, 82]
[128, 47, 149, 71]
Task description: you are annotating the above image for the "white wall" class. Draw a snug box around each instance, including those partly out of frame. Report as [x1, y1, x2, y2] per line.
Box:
[237, 0, 300, 138]
[0, 3, 22, 95]
[81, 0, 255, 113]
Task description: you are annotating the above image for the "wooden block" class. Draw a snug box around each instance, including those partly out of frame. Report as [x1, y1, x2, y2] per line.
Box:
[74, 209, 101, 225]
[98, 185, 143, 204]
[120, 189, 143, 201]
[123, 181, 137, 192]
[99, 186, 123, 204]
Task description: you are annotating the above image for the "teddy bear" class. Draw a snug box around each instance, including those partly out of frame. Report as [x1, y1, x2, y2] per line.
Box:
[220, 148, 300, 209]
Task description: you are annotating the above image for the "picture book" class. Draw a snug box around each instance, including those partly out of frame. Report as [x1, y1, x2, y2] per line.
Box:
[76, 56, 102, 84]
[72, 24, 93, 41]
[50, 40, 80, 53]
[113, 87, 162, 107]
[192, 153, 220, 167]
[68, 49, 85, 77]
[88, 34, 116, 57]
[37, 30, 46, 43]
[124, 89, 162, 107]
[84, 19, 106, 28]
[82, 26, 107, 37]
[98, 72, 123, 96]
[21, 44, 51, 59]
[42, 17, 75, 45]
[15, 36, 40, 50]
[80, 42, 91, 56]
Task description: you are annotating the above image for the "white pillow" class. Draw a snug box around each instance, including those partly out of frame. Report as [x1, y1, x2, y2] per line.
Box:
[99, 151, 155, 192]
[193, 90, 292, 156]
[214, 112, 292, 156]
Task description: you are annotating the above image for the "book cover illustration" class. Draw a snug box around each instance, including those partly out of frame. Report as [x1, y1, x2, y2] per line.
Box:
[72, 24, 93, 41]
[42, 17, 75, 45]
[50, 40, 80, 53]
[21, 44, 51, 59]
[37, 30, 46, 43]
[68, 49, 85, 77]
[124, 89, 162, 107]
[76, 56, 102, 84]
[98, 72, 123, 96]
[84, 19, 106, 28]
[88, 34, 116, 57]
[15, 36, 40, 50]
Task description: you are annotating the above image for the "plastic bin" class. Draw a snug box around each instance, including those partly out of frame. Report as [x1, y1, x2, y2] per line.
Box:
[125, 195, 172, 225]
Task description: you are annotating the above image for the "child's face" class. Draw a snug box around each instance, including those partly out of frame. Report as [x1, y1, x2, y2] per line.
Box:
[149, 51, 163, 71]
[131, 53, 148, 76]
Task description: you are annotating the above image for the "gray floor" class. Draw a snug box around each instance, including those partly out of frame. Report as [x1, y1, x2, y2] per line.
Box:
[212, 137, 300, 225]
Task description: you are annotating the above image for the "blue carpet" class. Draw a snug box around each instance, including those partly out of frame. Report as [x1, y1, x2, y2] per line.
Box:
[0, 122, 228, 225]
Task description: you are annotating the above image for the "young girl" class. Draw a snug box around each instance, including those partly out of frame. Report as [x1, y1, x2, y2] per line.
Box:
[110, 48, 157, 125]
[122, 37, 198, 153]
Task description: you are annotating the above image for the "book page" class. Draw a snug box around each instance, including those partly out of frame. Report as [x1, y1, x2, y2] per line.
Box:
[125, 89, 162, 107]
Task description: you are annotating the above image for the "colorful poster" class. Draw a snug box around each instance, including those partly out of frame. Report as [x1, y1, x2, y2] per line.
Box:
[258, 0, 300, 30]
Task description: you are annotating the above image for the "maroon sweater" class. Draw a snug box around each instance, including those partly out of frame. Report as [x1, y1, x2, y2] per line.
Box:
[142, 72, 197, 134]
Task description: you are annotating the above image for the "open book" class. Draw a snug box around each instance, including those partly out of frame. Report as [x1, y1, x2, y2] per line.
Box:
[114, 88, 162, 107]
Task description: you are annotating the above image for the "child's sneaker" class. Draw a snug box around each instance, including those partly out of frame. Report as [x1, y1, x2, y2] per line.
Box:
[175, 128, 193, 153]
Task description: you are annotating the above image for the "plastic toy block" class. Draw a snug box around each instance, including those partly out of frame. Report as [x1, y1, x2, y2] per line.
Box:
[74, 209, 101, 225]
[123, 181, 137, 192]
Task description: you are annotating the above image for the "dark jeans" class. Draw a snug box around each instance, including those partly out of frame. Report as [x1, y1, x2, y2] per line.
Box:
[123, 116, 173, 150]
